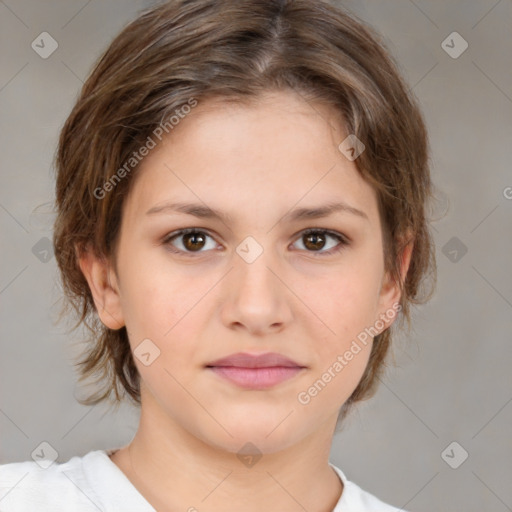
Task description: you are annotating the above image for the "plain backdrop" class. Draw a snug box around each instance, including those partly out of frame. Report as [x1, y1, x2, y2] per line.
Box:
[1, 1, 511, 511]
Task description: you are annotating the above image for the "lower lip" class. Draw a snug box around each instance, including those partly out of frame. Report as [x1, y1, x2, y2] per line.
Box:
[207, 366, 304, 389]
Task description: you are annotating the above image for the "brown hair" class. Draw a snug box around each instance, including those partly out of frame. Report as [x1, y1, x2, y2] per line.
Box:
[53, 0, 437, 425]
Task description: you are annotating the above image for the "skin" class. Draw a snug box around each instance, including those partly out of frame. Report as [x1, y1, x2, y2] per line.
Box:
[79, 90, 412, 512]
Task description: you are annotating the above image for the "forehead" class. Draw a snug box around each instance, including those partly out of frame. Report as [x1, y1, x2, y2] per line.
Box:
[122, 90, 380, 230]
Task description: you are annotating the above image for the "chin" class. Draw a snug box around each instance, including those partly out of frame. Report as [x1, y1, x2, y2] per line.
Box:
[192, 414, 309, 456]
[210, 431, 299, 457]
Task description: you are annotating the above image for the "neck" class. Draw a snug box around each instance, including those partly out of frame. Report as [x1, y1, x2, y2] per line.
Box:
[111, 393, 343, 512]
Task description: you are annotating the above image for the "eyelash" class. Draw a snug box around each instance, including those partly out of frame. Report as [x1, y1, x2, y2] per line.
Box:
[162, 227, 349, 257]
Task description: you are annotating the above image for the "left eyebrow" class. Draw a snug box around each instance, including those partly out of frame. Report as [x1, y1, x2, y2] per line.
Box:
[282, 201, 369, 222]
[145, 200, 368, 223]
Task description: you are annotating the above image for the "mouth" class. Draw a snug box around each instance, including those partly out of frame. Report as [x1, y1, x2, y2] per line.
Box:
[205, 352, 307, 390]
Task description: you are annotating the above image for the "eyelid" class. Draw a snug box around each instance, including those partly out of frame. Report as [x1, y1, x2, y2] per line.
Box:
[162, 227, 350, 256]
[298, 227, 350, 244]
[162, 227, 221, 254]
[290, 228, 350, 256]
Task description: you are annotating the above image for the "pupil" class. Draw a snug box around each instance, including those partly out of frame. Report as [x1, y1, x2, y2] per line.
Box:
[305, 232, 325, 250]
[184, 232, 205, 251]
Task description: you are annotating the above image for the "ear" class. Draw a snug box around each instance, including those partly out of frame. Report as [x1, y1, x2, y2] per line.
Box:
[77, 245, 125, 330]
[376, 234, 414, 329]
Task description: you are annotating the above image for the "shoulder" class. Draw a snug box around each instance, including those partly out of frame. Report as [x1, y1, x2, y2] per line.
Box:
[329, 463, 408, 512]
[0, 450, 104, 511]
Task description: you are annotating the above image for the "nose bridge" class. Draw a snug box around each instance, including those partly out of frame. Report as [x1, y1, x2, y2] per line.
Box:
[235, 238, 280, 299]
[221, 236, 292, 333]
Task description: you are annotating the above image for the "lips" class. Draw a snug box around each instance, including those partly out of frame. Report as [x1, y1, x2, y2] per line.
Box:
[206, 352, 305, 369]
[205, 352, 307, 389]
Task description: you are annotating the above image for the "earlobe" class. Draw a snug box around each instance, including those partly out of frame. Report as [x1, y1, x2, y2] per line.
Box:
[77, 245, 125, 330]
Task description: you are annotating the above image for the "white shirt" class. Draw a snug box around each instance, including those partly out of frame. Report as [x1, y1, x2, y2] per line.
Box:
[0, 449, 406, 511]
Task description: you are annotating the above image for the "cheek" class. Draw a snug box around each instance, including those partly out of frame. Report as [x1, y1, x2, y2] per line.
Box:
[296, 345, 372, 419]
[297, 260, 381, 392]
[117, 245, 202, 336]
[309, 262, 382, 340]
[118, 267, 215, 395]
[124, 278, 204, 402]
[294, 286, 374, 419]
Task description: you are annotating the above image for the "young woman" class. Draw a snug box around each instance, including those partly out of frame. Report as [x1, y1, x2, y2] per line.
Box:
[0, 1, 436, 510]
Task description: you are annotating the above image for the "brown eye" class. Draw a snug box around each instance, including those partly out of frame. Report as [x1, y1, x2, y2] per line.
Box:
[292, 229, 348, 256]
[164, 229, 217, 254]
[303, 231, 327, 251]
[182, 231, 206, 251]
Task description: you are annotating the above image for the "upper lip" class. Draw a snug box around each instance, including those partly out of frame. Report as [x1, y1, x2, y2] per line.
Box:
[206, 352, 305, 368]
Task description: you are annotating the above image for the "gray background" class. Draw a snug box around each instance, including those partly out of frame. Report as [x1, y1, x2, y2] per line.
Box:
[1, 1, 511, 511]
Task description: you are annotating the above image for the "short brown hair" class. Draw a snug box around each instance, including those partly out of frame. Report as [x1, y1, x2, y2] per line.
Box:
[53, 0, 437, 424]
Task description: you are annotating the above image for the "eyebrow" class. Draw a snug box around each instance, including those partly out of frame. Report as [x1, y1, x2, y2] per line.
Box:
[145, 200, 368, 223]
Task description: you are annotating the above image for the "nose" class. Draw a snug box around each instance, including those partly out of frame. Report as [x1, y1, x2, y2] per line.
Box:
[219, 245, 293, 336]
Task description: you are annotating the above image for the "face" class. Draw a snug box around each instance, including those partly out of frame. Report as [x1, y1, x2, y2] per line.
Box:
[81, 90, 409, 455]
